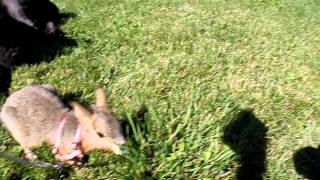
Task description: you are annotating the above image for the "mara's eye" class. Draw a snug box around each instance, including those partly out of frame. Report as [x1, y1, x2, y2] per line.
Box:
[97, 132, 105, 138]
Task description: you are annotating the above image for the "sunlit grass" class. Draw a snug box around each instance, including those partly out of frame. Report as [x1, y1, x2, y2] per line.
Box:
[0, 0, 319, 179]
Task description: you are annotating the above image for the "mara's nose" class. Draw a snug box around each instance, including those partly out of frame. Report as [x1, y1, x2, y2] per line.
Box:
[114, 137, 126, 145]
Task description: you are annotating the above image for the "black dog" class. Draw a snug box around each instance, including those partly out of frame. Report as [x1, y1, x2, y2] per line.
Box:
[0, 0, 59, 35]
[0, 0, 60, 94]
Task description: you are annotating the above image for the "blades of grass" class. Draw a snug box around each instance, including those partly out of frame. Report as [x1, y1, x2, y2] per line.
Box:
[168, 86, 202, 143]
[126, 112, 139, 143]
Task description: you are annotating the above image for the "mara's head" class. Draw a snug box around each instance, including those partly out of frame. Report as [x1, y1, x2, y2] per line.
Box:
[71, 88, 125, 155]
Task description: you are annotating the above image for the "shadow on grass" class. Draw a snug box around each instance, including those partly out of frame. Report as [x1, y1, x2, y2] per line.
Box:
[222, 109, 268, 180]
[293, 146, 320, 180]
[121, 105, 148, 143]
[0, 12, 78, 96]
[6, 165, 72, 180]
[59, 12, 77, 25]
[0, 66, 11, 95]
[61, 91, 84, 106]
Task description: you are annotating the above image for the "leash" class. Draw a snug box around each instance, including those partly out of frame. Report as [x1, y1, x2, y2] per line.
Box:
[0, 117, 63, 169]
[0, 151, 63, 169]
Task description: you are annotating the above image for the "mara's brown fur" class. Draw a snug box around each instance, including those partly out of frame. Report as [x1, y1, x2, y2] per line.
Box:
[0, 85, 125, 161]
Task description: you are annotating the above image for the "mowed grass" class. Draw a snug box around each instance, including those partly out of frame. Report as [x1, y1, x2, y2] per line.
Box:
[0, 0, 320, 179]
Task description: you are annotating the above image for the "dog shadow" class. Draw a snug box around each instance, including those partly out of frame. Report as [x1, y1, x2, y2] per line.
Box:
[0, 12, 78, 96]
[222, 109, 268, 180]
[293, 145, 320, 179]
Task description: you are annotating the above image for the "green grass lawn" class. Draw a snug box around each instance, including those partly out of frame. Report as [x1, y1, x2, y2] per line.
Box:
[1, 0, 320, 179]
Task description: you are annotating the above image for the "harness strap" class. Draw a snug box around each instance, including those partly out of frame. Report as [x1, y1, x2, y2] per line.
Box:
[52, 115, 67, 155]
[52, 114, 84, 162]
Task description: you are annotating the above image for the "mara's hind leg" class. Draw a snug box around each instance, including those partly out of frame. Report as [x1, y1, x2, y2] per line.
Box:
[1, 107, 38, 160]
[23, 147, 38, 161]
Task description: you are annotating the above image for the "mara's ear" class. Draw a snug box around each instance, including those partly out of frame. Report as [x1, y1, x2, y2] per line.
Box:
[96, 88, 106, 107]
[71, 102, 93, 125]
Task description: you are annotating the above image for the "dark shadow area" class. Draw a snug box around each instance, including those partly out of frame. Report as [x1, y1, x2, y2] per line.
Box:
[0, 65, 11, 96]
[7, 165, 72, 180]
[6, 172, 23, 180]
[59, 12, 77, 25]
[293, 145, 320, 180]
[0, 12, 78, 95]
[62, 92, 84, 104]
[44, 166, 72, 179]
[222, 109, 268, 180]
[120, 105, 148, 144]
[14, 31, 77, 66]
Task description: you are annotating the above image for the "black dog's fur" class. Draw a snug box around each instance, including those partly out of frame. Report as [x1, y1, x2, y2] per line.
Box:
[0, 0, 60, 94]
[0, 0, 59, 35]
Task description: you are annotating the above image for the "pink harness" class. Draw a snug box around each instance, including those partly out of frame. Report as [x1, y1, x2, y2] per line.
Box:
[52, 114, 84, 162]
